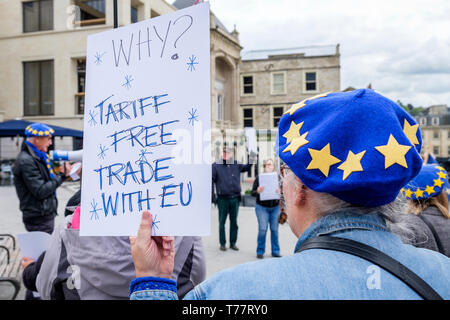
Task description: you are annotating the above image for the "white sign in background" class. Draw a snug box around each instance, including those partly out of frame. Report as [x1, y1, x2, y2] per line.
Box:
[80, 3, 211, 236]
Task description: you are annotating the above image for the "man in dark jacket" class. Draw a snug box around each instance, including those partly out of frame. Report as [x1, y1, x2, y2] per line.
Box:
[212, 146, 255, 251]
[12, 123, 71, 234]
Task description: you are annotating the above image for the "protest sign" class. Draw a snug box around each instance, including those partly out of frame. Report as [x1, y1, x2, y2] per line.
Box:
[258, 172, 280, 201]
[80, 3, 211, 236]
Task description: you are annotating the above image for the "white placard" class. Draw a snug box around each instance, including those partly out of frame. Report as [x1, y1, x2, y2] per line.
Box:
[80, 3, 211, 236]
[259, 172, 280, 201]
[17, 232, 51, 261]
[245, 127, 258, 154]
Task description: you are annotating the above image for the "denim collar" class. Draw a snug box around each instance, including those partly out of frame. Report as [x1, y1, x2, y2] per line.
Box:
[294, 210, 389, 253]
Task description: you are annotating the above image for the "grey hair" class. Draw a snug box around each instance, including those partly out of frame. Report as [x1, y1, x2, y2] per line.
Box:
[290, 176, 417, 244]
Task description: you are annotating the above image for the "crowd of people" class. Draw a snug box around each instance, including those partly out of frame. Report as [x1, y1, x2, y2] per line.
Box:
[11, 89, 450, 300]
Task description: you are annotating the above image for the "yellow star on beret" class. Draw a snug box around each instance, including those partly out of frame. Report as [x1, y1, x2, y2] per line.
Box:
[425, 185, 435, 195]
[437, 171, 447, 179]
[284, 92, 332, 116]
[404, 189, 413, 198]
[414, 189, 424, 198]
[283, 121, 304, 143]
[375, 134, 411, 169]
[434, 178, 444, 188]
[338, 150, 366, 181]
[283, 132, 309, 155]
[403, 119, 419, 146]
[306, 143, 341, 177]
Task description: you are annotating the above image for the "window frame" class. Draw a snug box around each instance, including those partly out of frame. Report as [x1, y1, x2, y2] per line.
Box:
[75, 58, 86, 115]
[22, 0, 54, 33]
[23, 59, 54, 117]
[303, 70, 319, 93]
[270, 71, 287, 95]
[241, 74, 255, 96]
[242, 107, 254, 128]
[75, 0, 106, 27]
[271, 105, 285, 128]
[433, 146, 440, 155]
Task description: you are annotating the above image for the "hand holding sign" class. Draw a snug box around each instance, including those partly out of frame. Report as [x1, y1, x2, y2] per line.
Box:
[130, 211, 175, 278]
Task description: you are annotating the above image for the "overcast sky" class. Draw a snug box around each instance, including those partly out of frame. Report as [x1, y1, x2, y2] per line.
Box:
[174, 0, 450, 108]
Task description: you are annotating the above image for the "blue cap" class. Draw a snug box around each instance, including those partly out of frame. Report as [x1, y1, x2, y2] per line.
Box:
[25, 123, 54, 137]
[278, 89, 423, 207]
[402, 164, 448, 200]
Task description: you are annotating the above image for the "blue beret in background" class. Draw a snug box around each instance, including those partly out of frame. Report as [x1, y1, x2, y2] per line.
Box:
[402, 164, 448, 200]
[278, 89, 423, 207]
[25, 123, 54, 137]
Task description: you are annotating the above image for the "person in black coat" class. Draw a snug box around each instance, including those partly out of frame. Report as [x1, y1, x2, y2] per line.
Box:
[12, 123, 71, 234]
[212, 146, 255, 251]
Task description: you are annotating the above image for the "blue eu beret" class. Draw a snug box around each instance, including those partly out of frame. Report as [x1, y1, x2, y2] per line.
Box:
[402, 164, 448, 200]
[278, 89, 423, 207]
[25, 123, 54, 137]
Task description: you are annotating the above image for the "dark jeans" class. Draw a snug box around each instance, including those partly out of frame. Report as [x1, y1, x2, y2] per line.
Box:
[217, 197, 239, 247]
[23, 216, 55, 235]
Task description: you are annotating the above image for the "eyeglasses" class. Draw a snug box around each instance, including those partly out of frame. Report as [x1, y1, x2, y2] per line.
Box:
[280, 164, 292, 178]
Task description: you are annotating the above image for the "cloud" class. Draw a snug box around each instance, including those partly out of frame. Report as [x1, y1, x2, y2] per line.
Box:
[180, 0, 450, 106]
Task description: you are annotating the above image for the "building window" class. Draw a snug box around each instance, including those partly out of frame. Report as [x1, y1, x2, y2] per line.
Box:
[448, 146, 450, 155]
[76, 59, 86, 115]
[241, 75, 254, 95]
[75, 0, 106, 26]
[419, 117, 427, 126]
[23, 0, 53, 33]
[131, 6, 138, 23]
[305, 72, 317, 92]
[272, 106, 284, 128]
[448, 130, 450, 139]
[216, 94, 224, 121]
[433, 131, 439, 139]
[433, 146, 439, 155]
[243, 108, 253, 127]
[431, 117, 439, 126]
[271, 72, 286, 95]
[23, 60, 54, 116]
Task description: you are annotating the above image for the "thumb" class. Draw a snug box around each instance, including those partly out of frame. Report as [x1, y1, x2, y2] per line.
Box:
[136, 211, 153, 244]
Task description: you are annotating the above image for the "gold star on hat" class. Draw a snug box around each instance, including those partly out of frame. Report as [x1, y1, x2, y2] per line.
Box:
[375, 134, 411, 169]
[437, 171, 447, 179]
[306, 143, 341, 177]
[434, 178, 444, 188]
[404, 189, 413, 198]
[425, 185, 435, 195]
[283, 121, 304, 143]
[337, 150, 366, 181]
[403, 119, 419, 146]
[414, 189, 424, 198]
[283, 132, 309, 155]
[284, 92, 332, 115]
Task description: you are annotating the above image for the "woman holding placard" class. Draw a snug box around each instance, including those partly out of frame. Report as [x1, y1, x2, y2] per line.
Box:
[251, 159, 281, 259]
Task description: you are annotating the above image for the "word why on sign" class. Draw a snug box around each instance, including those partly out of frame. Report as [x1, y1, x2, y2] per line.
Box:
[112, 14, 194, 66]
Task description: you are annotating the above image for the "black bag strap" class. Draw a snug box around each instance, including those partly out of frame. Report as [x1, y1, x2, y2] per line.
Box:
[418, 214, 445, 254]
[296, 236, 443, 300]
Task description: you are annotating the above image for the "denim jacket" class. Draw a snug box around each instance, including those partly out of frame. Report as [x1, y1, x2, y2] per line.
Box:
[130, 211, 450, 300]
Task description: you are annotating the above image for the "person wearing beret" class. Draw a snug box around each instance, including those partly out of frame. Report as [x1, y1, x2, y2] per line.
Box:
[12, 122, 72, 235]
[400, 164, 450, 257]
[128, 89, 450, 299]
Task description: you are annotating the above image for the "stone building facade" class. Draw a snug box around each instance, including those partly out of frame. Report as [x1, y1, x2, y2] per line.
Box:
[238, 45, 341, 174]
[0, 0, 242, 161]
[414, 105, 450, 158]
